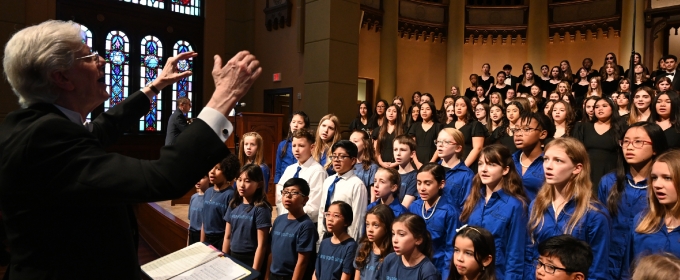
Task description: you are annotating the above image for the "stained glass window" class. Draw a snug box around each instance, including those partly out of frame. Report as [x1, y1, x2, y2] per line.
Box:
[104, 31, 130, 112]
[140, 36, 163, 131]
[172, 40, 193, 118]
[121, 0, 164, 9]
[171, 0, 200, 16]
[80, 25, 94, 122]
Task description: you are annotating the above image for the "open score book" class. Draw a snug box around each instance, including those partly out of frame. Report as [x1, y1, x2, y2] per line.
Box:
[141, 242, 251, 280]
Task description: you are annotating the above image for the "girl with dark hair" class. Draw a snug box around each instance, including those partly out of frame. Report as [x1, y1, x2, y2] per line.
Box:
[631, 64, 653, 94]
[517, 68, 535, 94]
[370, 99, 388, 128]
[581, 96, 598, 123]
[407, 102, 443, 168]
[616, 78, 632, 102]
[599, 52, 625, 77]
[373, 104, 404, 168]
[274, 111, 309, 183]
[448, 97, 486, 171]
[314, 201, 358, 280]
[560, 60, 574, 83]
[573, 67, 590, 105]
[223, 164, 272, 275]
[651, 91, 680, 149]
[488, 71, 510, 99]
[479, 63, 495, 93]
[539, 64, 551, 90]
[545, 66, 562, 97]
[349, 130, 379, 191]
[488, 104, 507, 136]
[466, 74, 480, 99]
[586, 77, 603, 98]
[404, 104, 421, 132]
[526, 138, 611, 280]
[202, 154, 240, 250]
[573, 97, 624, 190]
[408, 163, 459, 279]
[354, 204, 395, 280]
[597, 122, 667, 279]
[650, 57, 667, 83]
[459, 145, 528, 280]
[348, 101, 374, 134]
[392, 96, 407, 122]
[379, 213, 440, 280]
[617, 91, 631, 117]
[550, 100, 576, 138]
[624, 52, 643, 78]
[476, 86, 489, 105]
[656, 76, 673, 94]
[601, 61, 622, 96]
[476, 103, 491, 130]
[411, 91, 421, 106]
[439, 95, 456, 124]
[627, 86, 655, 125]
[449, 225, 497, 280]
[420, 93, 435, 106]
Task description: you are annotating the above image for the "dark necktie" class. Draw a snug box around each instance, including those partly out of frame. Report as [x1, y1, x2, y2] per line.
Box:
[293, 166, 302, 179]
[325, 176, 342, 211]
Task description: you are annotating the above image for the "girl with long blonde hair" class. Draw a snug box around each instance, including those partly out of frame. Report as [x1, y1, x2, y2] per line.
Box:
[313, 114, 341, 174]
[238, 132, 271, 192]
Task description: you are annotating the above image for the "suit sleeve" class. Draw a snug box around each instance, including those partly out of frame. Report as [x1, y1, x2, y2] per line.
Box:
[175, 112, 189, 133]
[90, 91, 150, 147]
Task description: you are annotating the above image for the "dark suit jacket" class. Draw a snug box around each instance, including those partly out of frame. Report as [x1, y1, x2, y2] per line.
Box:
[0, 91, 229, 279]
[165, 109, 189, 146]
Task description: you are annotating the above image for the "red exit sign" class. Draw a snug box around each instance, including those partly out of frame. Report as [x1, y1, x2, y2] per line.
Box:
[273, 73, 281, 82]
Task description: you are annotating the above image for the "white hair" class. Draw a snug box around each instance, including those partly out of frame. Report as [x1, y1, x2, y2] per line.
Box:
[3, 20, 83, 107]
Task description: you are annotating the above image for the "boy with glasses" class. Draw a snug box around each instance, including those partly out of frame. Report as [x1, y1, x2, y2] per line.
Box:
[317, 140, 367, 242]
[512, 112, 555, 200]
[535, 235, 593, 280]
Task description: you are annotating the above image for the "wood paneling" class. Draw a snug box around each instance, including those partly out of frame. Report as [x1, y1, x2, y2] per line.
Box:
[135, 203, 189, 257]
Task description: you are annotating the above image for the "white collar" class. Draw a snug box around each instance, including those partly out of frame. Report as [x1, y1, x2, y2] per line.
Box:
[53, 104, 85, 125]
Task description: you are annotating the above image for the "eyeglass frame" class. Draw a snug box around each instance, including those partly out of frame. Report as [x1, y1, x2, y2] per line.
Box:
[76, 51, 100, 64]
[535, 259, 571, 275]
[434, 140, 459, 146]
[280, 190, 306, 198]
[509, 127, 541, 134]
[323, 212, 344, 219]
[328, 155, 353, 161]
[619, 139, 653, 149]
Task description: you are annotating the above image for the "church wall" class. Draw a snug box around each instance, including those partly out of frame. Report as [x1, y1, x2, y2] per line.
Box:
[358, 27, 380, 101]
[396, 36, 447, 106]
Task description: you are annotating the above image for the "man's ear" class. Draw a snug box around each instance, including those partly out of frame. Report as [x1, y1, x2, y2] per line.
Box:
[50, 70, 75, 91]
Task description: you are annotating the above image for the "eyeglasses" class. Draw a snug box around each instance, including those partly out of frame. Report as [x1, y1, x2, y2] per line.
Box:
[510, 127, 540, 134]
[434, 140, 458, 146]
[281, 190, 306, 197]
[619, 139, 653, 148]
[329, 155, 352, 161]
[76, 51, 100, 64]
[324, 212, 343, 219]
[606, 56, 614, 60]
[535, 259, 569, 274]
[475, 108, 485, 112]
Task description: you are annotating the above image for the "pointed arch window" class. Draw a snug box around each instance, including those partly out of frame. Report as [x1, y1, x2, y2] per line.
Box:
[172, 40, 193, 118]
[121, 0, 164, 10]
[104, 31, 130, 112]
[140, 36, 163, 131]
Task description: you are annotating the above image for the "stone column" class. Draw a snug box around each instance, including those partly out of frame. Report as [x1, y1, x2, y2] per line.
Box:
[378, 0, 398, 101]
[446, 0, 465, 93]
[619, 0, 645, 70]
[527, 0, 548, 68]
[303, 0, 360, 125]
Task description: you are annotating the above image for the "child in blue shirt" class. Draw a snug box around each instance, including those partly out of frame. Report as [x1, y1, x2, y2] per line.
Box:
[201, 154, 240, 250]
[408, 163, 459, 279]
[512, 112, 553, 200]
[379, 213, 440, 280]
[597, 122, 667, 279]
[393, 135, 418, 208]
[314, 201, 358, 280]
[275, 111, 309, 183]
[188, 175, 209, 245]
[449, 225, 496, 280]
[354, 204, 395, 280]
[238, 132, 271, 193]
[459, 144, 529, 280]
[367, 167, 409, 218]
[526, 138, 610, 280]
[436, 128, 474, 213]
[270, 178, 318, 280]
[222, 164, 272, 277]
[350, 130, 379, 197]
[535, 235, 593, 280]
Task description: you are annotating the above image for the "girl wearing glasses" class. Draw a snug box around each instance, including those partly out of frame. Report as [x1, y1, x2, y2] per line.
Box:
[651, 92, 680, 150]
[597, 122, 667, 279]
[435, 128, 474, 213]
[526, 137, 611, 280]
[622, 149, 680, 279]
[448, 97, 486, 172]
[370, 100, 388, 128]
[573, 97, 623, 190]
[314, 201, 358, 280]
[459, 144, 528, 280]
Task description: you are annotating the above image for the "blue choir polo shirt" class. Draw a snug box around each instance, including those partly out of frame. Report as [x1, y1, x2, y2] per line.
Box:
[398, 170, 417, 203]
[223, 203, 272, 253]
[315, 237, 358, 280]
[379, 252, 440, 280]
[439, 159, 474, 213]
[408, 198, 459, 279]
[512, 150, 544, 200]
[201, 186, 234, 234]
[269, 214, 318, 276]
[367, 198, 409, 218]
[188, 193, 204, 231]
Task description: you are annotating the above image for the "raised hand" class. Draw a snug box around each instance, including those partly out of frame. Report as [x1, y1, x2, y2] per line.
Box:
[153, 51, 198, 89]
[206, 51, 262, 116]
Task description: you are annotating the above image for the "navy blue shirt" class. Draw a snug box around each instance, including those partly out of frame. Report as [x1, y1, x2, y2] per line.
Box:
[201, 187, 234, 234]
[275, 139, 296, 184]
[270, 214, 318, 276]
[621, 212, 680, 279]
[223, 203, 272, 253]
[467, 189, 528, 280]
[526, 199, 611, 280]
[398, 170, 417, 203]
[440, 160, 474, 213]
[512, 151, 544, 200]
[367, 198, 410, 218]
[597, 172, 648, 279]
[315, 237, 358, 280]
[354, 162, 379, 190]
[379, 252, 440, 280]
[188, 193, 204, 231]
[354, 245, 382, 280]
[408, 199, 459, 279]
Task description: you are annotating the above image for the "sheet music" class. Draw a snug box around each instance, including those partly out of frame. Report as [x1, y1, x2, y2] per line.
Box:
[172, 257, 250, 280]
[141, 243, 221, 280]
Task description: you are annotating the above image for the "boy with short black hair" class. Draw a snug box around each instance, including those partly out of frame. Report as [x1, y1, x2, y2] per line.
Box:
[392, 135, 418, 208]
[276, 129, 328, 222]
[535, 235, 593, 280]
[270, 178, 318, 280]
[317, 140, 367, 242]
[512, 112, 554, 200]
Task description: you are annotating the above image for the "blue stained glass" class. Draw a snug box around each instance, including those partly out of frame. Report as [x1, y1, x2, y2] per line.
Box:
[172, 40, 194, 118]
[144, 55, 159, 68]
[104, 31, 129, 112]
[79, 24, 94, 122]
[140, 36, 163, 131]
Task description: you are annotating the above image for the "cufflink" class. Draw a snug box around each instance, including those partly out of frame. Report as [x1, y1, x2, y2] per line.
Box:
[222, 128, 229, 136]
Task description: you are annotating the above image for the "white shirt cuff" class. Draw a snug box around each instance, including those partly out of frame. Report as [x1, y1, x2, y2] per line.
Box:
[197, 107, 233, 143]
